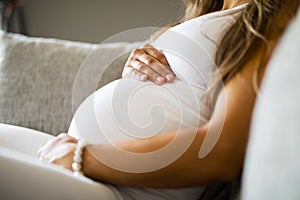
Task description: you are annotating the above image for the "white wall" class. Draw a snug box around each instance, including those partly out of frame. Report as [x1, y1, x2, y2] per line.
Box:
[23, 0, 184, 43]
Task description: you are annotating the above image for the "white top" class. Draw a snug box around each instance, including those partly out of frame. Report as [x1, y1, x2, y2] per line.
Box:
[153, 3, 246, 90]
[68, 4, 247, 200]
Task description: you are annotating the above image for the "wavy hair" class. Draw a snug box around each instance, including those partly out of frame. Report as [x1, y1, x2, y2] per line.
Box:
[167, 0, 300, 102]
[215, 0, 299, 94]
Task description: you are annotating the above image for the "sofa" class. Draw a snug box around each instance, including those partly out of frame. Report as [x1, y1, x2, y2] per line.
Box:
[0, 30, 142, 135]
[0, 6, 300, 199]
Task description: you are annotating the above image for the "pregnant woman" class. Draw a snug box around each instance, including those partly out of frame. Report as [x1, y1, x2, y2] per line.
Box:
[1, 0, 299, 199]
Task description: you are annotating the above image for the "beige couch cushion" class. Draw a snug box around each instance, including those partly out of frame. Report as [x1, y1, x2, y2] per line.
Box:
[0, 31, 140, 135]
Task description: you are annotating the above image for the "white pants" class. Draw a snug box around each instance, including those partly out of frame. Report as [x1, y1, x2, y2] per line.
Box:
[0, 123, 204, 200]
[0, 123, 122, 200]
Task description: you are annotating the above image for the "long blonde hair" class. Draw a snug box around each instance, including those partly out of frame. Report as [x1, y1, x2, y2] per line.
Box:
[215, 0, 299, 92]
[177, 0, 299, 99]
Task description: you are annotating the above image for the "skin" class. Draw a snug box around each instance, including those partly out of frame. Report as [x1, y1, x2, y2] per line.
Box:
[121, 0, 249, 85]
[37, 0, 291, 188]
[122, 43, 175, 85]
[38, 46, 267, 188]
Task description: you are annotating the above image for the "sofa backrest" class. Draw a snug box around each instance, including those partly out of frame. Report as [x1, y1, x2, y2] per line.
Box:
[241, 7, 300, 200]
[0, 31, 140, 135]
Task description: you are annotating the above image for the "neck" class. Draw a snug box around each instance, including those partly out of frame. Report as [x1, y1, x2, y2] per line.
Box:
[222, 0, 249, 10]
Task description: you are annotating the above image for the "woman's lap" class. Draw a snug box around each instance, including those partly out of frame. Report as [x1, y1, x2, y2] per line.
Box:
[0, 123, 204, 200]
[0, 123, 54, 157]
[0, 123, 122, 200]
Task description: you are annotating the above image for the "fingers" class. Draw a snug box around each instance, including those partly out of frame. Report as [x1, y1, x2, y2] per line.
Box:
[123, 65, 165, 85]
[143, 43, 170, 67]
[122, 43, 175, 84]
[122, 65, 148, 81]
[37, 133, 77, 161]
[130, 60, 166, 84]
[136, 53, 173, 80]
[136, 45, 175, 82]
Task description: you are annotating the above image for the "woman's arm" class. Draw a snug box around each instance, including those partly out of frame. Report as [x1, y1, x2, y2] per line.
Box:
[82, 63, 257, 188]
[38, 47, 268, 188]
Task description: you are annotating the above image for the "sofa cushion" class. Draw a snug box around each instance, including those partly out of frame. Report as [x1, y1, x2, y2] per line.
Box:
[0, 31, 140, 135]
[241, 8, 300, 200]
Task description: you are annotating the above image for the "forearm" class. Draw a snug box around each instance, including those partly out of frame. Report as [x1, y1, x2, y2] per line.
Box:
[81, 124, 244, 188]
[80, 74, 258, 188]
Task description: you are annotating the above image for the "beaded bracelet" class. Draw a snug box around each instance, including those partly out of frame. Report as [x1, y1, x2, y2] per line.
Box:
[72, 140, 86, 176]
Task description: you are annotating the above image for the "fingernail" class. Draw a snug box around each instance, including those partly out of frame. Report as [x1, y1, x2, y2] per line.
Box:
[156, 77, 164, 83]
[165, 74, 174, 82]
[140, 74, 147, 81]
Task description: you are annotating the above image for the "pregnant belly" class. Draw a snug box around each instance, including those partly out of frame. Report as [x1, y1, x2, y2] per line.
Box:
[68, 78, 210, 143]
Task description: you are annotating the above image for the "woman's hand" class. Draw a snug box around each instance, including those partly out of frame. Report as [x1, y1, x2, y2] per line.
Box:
[37, 133, 77, 171]
[122, 43, 175, 85]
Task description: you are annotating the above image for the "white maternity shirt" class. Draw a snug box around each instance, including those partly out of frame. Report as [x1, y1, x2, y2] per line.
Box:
[68, 4, 247, 200]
